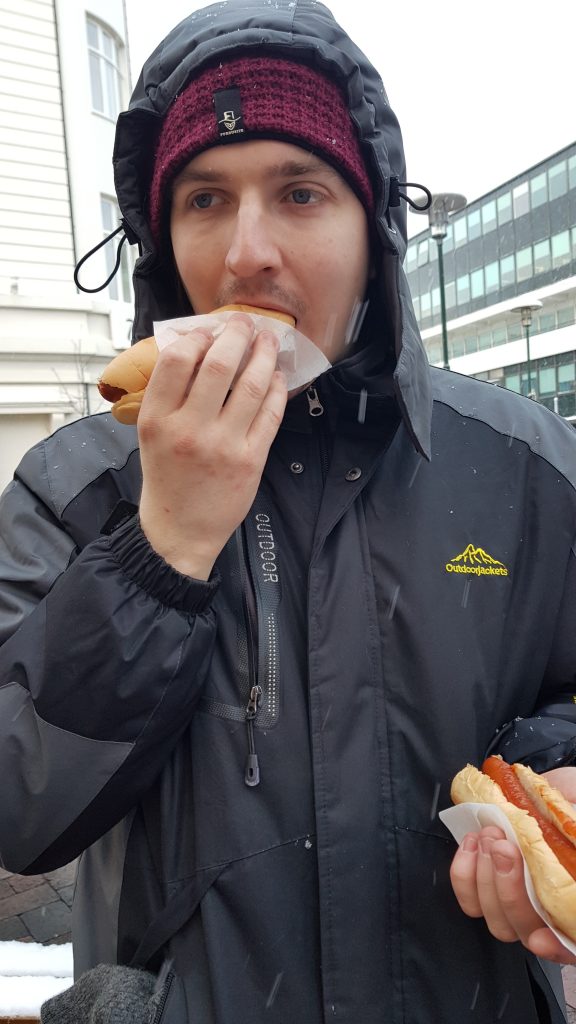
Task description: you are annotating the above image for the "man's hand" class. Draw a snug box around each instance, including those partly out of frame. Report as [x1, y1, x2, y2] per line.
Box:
[449, 765, 576, 964]
[138, 314, 287, 579]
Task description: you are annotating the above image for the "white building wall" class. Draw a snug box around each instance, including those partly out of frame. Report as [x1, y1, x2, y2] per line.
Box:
[0, 0, 133, 493]
[0, 0, 74, 299]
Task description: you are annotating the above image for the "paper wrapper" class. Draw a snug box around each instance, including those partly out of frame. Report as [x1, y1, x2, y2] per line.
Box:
[153, 311, 331, 391]
[439, 802, 576, 954]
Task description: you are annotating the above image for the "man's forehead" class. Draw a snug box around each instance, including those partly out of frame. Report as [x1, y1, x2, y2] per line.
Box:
[172, 140, 344, 186]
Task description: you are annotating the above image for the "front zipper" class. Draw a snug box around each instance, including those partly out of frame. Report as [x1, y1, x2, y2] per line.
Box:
[307, 383, 331, 488]
[244, 683, 262, 786]
[306, 384, 324, 417]
[238, 526, 262, 788]
[151, 967, 175, 1024]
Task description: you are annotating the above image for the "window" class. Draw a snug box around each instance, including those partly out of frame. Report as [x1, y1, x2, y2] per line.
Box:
[530, 173, 547, 208]
[406, 245, 417, 271]
[417, 239, 429, 267]
[453, 217, 467, 247]
[513, 182, 529, 218]
[426, 339, 442, 363]
[533, 239, 551, 275]
[539, 367, 556, 395]
[443, 224, 454, 253]
[101, 196, 132, 302]
[445, 280, 456, 310]
[456, 273, 470, 304]
[569, 155, 576, 190]
[467, 209, 481, 240]
[507, 322, 523, 342]
[516, 245, 533, 282]
[420, 291, 431, 317]
[87, 18, 122, 120]
[470, 268, 484, 299]
[484, 261, 499, 293]
[492, 326, 507, 346]
[481, 201, 497, 233]
[497, 192, 512, 225]
[557, 306, 575, 328]
[505, 372, 520, 393]
[431, 287, 441, 315]
[551, 230, 571, 269]
[558, 362, 576, 391]
[464, 334, 478, 354]
[478, 329, 492, 350]
[500, 254, 515, 288]
[411, 294, 420, 320]
[548, 160, 567, 200]
[537, 313, 556, 334]
[450, 336, 465, 358]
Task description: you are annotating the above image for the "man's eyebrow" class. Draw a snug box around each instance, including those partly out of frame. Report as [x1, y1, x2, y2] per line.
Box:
[172, 158, 340, 188]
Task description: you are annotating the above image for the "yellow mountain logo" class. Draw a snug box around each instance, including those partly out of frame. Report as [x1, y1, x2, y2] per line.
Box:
[446, 544, 509, 577]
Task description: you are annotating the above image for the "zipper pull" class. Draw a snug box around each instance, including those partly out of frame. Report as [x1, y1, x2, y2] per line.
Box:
[306, 385, 324, 417]
[245, 685, 262, 787]
[246, 684, 262, 719]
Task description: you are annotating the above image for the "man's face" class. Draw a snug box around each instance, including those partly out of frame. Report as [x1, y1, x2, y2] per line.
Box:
[170, 140, 371, 364]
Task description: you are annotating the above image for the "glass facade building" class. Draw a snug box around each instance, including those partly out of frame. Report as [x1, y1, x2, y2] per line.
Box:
[405, 142, 576, 418]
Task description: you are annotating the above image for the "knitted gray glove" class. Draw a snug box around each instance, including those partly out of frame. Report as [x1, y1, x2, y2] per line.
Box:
[41, 964, 159, 1024]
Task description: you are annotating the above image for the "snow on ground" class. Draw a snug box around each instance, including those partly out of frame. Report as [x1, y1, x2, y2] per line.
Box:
[0, 976, 72, 1015]
[0, 942, 73, 1015]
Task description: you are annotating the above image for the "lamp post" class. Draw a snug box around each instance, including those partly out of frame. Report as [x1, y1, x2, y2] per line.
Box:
[511, 301, 542, 400]
[411, 192, 467, 370]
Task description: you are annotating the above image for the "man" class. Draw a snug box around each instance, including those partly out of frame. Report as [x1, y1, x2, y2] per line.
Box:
[1, 2, 576, 1021]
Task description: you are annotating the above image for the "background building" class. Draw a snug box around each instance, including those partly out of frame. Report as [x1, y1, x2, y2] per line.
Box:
[0, 0, 135, 491]
[406, 142, 576, 419]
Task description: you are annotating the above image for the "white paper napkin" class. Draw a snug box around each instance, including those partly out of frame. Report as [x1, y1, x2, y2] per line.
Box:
[439, 802, 576, 954]
[153, 311, 331, 391]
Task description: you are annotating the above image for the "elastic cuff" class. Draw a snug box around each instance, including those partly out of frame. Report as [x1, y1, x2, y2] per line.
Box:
[108, 514, 220, 614]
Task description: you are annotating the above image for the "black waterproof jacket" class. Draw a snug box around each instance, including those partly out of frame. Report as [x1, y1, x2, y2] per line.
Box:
[2, 3, 576, 1022]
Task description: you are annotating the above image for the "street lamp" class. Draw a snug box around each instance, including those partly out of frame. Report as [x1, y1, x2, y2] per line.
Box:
[511, 301, 542, 400]
[411, 192, 467, 370]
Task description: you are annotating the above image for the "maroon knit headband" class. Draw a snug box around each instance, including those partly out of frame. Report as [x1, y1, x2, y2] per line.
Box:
[149, 56, 374, 243]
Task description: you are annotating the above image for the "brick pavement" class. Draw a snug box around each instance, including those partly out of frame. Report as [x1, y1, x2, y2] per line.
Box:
[0, 862, 575, 1018]
[0, 863, 76, 945]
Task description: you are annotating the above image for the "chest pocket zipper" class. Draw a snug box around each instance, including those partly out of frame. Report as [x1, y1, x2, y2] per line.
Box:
[198, 505, 282, 787]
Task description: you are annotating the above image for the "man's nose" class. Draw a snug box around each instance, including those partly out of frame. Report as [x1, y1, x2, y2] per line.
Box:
[224, 204, 282, 277]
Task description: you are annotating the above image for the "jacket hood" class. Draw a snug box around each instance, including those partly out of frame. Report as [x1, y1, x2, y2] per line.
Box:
[112, 0, 432, 457]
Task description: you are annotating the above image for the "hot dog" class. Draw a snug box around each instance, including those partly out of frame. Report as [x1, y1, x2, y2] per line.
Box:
[451, 755, 576, 941]
[97, 305, 296, 424]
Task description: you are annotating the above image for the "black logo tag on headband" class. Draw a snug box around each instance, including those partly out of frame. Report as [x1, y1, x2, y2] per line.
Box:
[214, 88, 245, 139]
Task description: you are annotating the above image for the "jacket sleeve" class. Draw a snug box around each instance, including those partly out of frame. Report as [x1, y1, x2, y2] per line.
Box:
[0, 476, 219, 874]
[487, 546, 576, 773]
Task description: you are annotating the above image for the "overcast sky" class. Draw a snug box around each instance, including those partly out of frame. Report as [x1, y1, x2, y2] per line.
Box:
[124, 0, 575, 236]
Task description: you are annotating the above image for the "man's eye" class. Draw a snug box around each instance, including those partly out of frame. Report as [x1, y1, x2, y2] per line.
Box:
[288, 188, 318, 205]
[192, 193, 215, 209]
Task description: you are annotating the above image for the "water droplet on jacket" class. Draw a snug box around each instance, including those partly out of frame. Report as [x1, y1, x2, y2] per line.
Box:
[497, 993, 510, 1019]
[430, 781, 441, 820]
[357, 388, 368, 424]
[388, 584, 400, 620]
[265, 973, 283, 1009]
[305, 839, 312, 849]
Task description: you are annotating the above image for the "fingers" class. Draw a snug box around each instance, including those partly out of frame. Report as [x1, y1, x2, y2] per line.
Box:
[246, 370, 288, 451]
[476, 836, 534, 942]
[450, 833, 483, 917]
[141, 328, 213, 421]
[191, 314, 262, 420]
[222, 331, 282, 432]
[526, 927, 576, 965]
[451, 828, 566, 953]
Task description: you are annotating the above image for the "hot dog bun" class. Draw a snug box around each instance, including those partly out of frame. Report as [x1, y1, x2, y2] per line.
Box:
[97, 305, 295, 425]
[451, 757, 576, 942]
